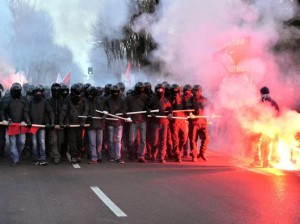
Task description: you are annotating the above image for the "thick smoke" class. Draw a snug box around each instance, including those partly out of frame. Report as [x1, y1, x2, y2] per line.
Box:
[138, 0, 300, 160]
[0, 0, 16, 89]
[36, 0, 131, 84]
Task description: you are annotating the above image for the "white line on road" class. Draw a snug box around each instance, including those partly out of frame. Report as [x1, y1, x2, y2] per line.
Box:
[90, 186, 127, 217]
[66, 153, 81, 169]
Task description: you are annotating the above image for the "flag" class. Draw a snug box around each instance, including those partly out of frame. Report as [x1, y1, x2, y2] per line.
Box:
[125, 62, 131, 81]
[63, 70, 71, 86]
[56, 73, 63, 83]
[7, 123, 39, 136]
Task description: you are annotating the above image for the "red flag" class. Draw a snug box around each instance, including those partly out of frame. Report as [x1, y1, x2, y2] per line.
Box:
[7, 123, 39, 136]
[63, 70, 71, 86]
[125, 62, 131, 81]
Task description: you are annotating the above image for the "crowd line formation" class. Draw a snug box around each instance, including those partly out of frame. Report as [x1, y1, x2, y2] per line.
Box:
[0, 81, 211, 167]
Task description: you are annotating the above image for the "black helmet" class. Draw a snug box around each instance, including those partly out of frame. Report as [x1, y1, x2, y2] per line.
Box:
[117, 82, 125, 92]
[84, 83, 91, 91]
[155, 83, 165, 98]
[61, 84, 69, 98]
[192, 84, 202, 97]
[51, 83, 61, 98]
[33, 85, 44, 93]
[170, 84, 180, 95]
[22, 83, 30, 93]
[104, 84, 112, 95]
[163, 83, 171, 97]
[96, 86, 103, 97]
[33, 85, 44, 100]
[10, 82, 22, 99]
[183, 84, 192, 92]
[260, 86, 269, 95]
[111, 85, 120, 96]
[126, 89, 133, 96]
[144, 82, 152, 95]
[192, 84, 202, 91]
[134, 82, 144, 95]
[71, 83, 83, 98]
[87, 86, 98, 100]
[27, 84, 35, 96]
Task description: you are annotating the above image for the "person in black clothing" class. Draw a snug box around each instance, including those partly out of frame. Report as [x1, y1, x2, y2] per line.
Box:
[169, 84, 188, 163]
[59, 83, 89, 164]
[86, 86, 106, 164]
[126, 82, 149, 163]
[148, 83, 172, 163]
[47, 83, 64, 164]
[143, 82, 154, 159]
[103, 85, 129, 164]
[1, 83, 27, 166]
[186, 84, 210, 162]
[24, 85, 55, 166]
[249, 86, 280, 168]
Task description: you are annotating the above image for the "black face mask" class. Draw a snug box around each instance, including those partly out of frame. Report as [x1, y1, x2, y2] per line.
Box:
[34, 91, 43, 100]
[11, 90, 21, 99]
[71, 93, 81, 103]
[52, 90, 61, 99]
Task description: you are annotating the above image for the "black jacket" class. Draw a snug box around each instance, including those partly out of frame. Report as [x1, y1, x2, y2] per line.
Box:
[104, 95, 127, 126]
[24, 98, 55, 125]
[1, 96, 27, 123]
[126, 92, 149, 123]
[59, 95, 89, 125]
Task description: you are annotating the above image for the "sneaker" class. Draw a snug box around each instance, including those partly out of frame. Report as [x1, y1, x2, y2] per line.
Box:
[54, 158, 60, 165]
[71, 158, 78, 164]
[88, 160, 97, 164]
[110, 158, 115, 162]
[39, 160, 48, 166]
[199, 153, 207, 161]
[76, 158, 82, 163]
[32, 160, 40, 165]
[97, 159, 103, 163]
[10, 162, 18, 167]
[159, 159, 166, 163]
[175, 158, 182, 163]
[116, 159, 125, 164]
[249, 160, 261, 167]
[138, 158, 147, 163]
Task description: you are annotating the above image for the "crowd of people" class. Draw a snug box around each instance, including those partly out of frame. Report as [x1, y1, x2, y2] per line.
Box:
[0, 81, 211, 166]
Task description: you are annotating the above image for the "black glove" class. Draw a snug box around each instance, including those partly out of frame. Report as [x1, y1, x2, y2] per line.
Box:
[45, 124, 50, 128]
[27, 123, 32, 128]
[80, 122, 85, 127]
[102, 115, 107, 120]
[50, 124, 55, 128]
[8, 119, 12, 125]
[65, 124, 70, 128]
[87, 115, 92, 120]
[151, 113, 156, 118]
[146, 109, 151, 115]
[59, 123, 64, 128]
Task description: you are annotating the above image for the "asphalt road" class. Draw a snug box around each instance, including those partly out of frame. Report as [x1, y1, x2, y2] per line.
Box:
[0, 151, 299, 224]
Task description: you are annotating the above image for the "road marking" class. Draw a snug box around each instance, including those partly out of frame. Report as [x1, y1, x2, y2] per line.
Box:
[90, 186, 127, 217]
[238, 166, 272, 176]
[66, 153, 81, 169]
